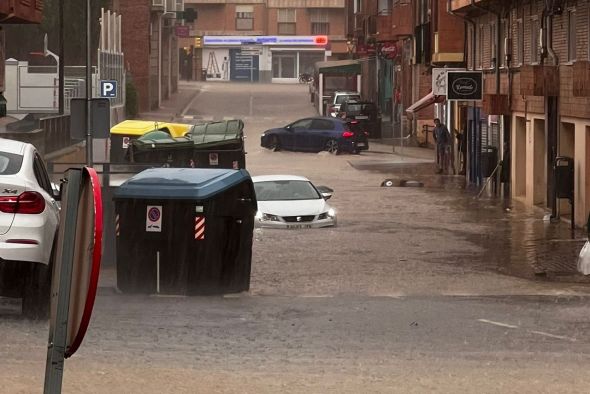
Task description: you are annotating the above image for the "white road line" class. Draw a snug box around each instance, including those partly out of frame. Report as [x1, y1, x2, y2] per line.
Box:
[478, 319, 519, 329]
[528, 330, 577, 342]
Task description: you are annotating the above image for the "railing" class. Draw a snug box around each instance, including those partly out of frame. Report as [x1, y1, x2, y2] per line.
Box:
[1, 114, 73, 158]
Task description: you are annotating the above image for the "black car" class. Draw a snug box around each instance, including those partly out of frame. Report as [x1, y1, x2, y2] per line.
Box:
[261, 117, 369, 154]
[338, 101, 382, 139]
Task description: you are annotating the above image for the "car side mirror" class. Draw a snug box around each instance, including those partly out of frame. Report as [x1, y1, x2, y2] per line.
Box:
[51, 182, 62, 201]
[316, 185, 334, 200]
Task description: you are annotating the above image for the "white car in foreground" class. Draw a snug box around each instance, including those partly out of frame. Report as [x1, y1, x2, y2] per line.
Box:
[0, 138, 60, 318]
[252, 175, 336, 229]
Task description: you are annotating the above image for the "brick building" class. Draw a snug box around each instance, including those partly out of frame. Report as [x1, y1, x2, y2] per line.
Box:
[111, 0, 181, 112]
[348, 0, 465, 138]
[178, 0, 348, 83]
[451, 0, 590, 227]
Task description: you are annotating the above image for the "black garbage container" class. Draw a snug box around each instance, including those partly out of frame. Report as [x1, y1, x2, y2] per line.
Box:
[114, 168, 257, 295]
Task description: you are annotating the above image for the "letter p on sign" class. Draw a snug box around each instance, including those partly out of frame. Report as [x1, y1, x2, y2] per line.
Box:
[100, 80, 117, 98]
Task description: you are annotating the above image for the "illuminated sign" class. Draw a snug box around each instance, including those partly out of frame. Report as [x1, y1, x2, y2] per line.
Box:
[204, 35, 329, 46]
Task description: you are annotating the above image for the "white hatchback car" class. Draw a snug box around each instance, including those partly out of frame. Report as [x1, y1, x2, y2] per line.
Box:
[253, 175, 336, 229]
[0, 138, 60, 317]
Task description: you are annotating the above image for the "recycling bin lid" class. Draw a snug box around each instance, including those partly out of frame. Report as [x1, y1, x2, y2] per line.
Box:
[114, 168, 252, 200]
[110, 120, 191, 137]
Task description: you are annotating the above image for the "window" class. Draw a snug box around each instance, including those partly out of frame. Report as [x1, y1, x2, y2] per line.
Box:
[311, 119, 335, 130]
[477, 25, 484, 69]
[517, 18, 524, 66]
[33, 154, 52, 194]
[277, 8, 296, 35]
[530, 17, 540, 64]
[236, 5, 253, 30]
[490, 22, 497, 68]
[568, 9, 577, 62]
[500, 19, 507, 67]
[310, 9, 330, 35]
[0, 151, 23, 175]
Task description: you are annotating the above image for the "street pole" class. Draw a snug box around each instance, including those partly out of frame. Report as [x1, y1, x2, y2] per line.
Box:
[58, 0, 64, 114]
[86, 0, 93, 166]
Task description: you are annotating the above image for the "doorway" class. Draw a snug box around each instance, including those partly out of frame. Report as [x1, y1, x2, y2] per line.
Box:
[533, 119, 546, 206]
[272, 52, 297, 79]
[514, 116, 526, 198]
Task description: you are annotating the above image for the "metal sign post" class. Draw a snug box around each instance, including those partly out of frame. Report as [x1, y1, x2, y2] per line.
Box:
[43, 169, 82, 394]
[86, 0, 93, 166]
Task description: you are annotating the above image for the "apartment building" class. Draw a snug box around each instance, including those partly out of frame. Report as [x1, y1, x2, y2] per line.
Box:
[451, 0, 590, 227]
[179, 0, 348, 83]
[111, 0, 182, 112]
[348, 0, 464, 138]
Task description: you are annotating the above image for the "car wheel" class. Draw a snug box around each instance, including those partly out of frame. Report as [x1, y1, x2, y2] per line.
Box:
[269, 136, 281, 152]
[324, 139, 339, 155]
[22, 262, 51, 320]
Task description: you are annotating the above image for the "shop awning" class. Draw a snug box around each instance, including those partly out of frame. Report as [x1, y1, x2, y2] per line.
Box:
[314, 60, 361, 75]
[405, 91, 445, 120]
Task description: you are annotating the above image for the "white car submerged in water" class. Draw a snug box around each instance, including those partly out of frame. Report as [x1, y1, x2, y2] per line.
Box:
[252, 175, 336, 229]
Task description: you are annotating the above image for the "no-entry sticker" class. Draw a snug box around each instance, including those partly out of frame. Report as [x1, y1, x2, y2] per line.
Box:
[146, 205, 162, 232]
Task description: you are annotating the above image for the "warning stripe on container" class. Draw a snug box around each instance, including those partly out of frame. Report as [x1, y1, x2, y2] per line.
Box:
[195, 216, 205, 240]
[115, 214, 120, 237]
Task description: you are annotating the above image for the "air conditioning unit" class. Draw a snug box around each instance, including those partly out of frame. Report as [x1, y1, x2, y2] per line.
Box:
[152, 0, 165, 8]
[164, 0, 177, 17]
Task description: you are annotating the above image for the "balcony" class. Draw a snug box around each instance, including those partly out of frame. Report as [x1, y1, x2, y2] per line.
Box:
[520, 65, 559, 97]
[0, 0, 43, 24]
[391, 1, 413, 38]
[573, 61, 590, 97]
[431, 31, 464, 64]
[450, 0, 480, 12]
[482, 94, 510, 115]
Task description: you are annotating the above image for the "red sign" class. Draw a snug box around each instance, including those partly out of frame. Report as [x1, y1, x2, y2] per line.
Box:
[175, 25, 190, 38]
[381, 43, 398, 59]
[65, 167, 103, 358]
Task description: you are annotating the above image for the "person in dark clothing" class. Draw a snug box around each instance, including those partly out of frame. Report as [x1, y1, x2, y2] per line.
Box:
[433, 118, 451, 174]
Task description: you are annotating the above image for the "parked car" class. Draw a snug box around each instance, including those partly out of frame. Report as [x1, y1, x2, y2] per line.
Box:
[0, 138, 60, 318]
[260, 117, 368, 154]
[326, 91, 361, 118]
[338, 100, 382, 139]
[252, 175, 336, 229]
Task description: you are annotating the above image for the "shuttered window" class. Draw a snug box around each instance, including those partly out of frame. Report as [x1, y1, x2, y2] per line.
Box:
[277, 9, 296, 35]
[310, 9, 330, 35]
[236, 5, 254, 30]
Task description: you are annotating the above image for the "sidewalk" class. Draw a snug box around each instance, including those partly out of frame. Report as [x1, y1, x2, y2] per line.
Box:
[137, 81, 201, 122]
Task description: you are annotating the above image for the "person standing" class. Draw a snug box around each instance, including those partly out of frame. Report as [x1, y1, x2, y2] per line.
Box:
[433, 118, 451, 174]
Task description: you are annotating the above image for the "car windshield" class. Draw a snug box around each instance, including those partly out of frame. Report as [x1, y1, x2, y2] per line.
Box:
[254, 180, 321, 201]
[0, 151, 23, 175]
[336, 95, 360, 104]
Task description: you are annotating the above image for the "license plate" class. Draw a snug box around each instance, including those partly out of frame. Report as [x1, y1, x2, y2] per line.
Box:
[287, 224, 312, 229]
[356, 115, 369, 119]
[357, 142, 366, 147]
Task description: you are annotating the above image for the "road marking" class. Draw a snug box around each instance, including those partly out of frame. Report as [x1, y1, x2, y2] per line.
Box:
[529, 330, 577, 342]
[478, 319, 519, 329]
[180, 89, 202, 117]
[222, 116, 235, 121]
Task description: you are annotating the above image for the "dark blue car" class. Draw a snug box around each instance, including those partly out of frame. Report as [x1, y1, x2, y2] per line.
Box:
[260, 117, 369, 154]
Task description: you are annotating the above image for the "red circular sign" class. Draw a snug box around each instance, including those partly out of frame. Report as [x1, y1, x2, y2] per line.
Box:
[381, 43, 398, 59]
[65, 167, 103, 358]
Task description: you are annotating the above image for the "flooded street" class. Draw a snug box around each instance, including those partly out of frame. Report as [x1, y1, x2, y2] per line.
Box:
[2, 82, 590, 393]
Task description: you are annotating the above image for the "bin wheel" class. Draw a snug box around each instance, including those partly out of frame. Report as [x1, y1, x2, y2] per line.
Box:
[269, 136, 281, 152]
[324, 139, 339, 155]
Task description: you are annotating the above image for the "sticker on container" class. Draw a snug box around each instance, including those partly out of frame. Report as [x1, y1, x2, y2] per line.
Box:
[232, 160, 239, 169]
[146, 205, 162, 232]
[195, 205, 204, 213]
[209, 153, 219, 166]
[122, 136, 130, 149]
[195, 216, 205, 240]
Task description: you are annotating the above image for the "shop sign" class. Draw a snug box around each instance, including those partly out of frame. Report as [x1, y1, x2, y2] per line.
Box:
[446, 71, 483, 101]
[175, 26, 190, 38]
[380, 43, 398, 59]
[204, 35, 328, 46]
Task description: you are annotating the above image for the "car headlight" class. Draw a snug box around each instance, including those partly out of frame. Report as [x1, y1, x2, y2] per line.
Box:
[318, 209, 336, 220]
[256, 212, 280, 221]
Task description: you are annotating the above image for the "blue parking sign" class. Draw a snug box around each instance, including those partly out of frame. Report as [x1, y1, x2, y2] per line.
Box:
[100, 80, 117, 98]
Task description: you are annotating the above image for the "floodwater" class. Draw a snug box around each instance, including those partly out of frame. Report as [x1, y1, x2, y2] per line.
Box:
[351, 160, 590, 283]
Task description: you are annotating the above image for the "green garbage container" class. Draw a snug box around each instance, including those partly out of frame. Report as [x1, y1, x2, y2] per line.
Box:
[114, 168, 257, 295]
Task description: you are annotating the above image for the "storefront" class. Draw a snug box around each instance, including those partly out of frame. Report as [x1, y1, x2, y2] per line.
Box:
[203, 35, 328, 83]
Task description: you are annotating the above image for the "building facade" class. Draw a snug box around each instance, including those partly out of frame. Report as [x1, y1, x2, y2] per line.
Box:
[348, 0, 465, 138]
[111, 0, 181, 112]
[179, 0, 348, 83]
[451, 0, 590, 227]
